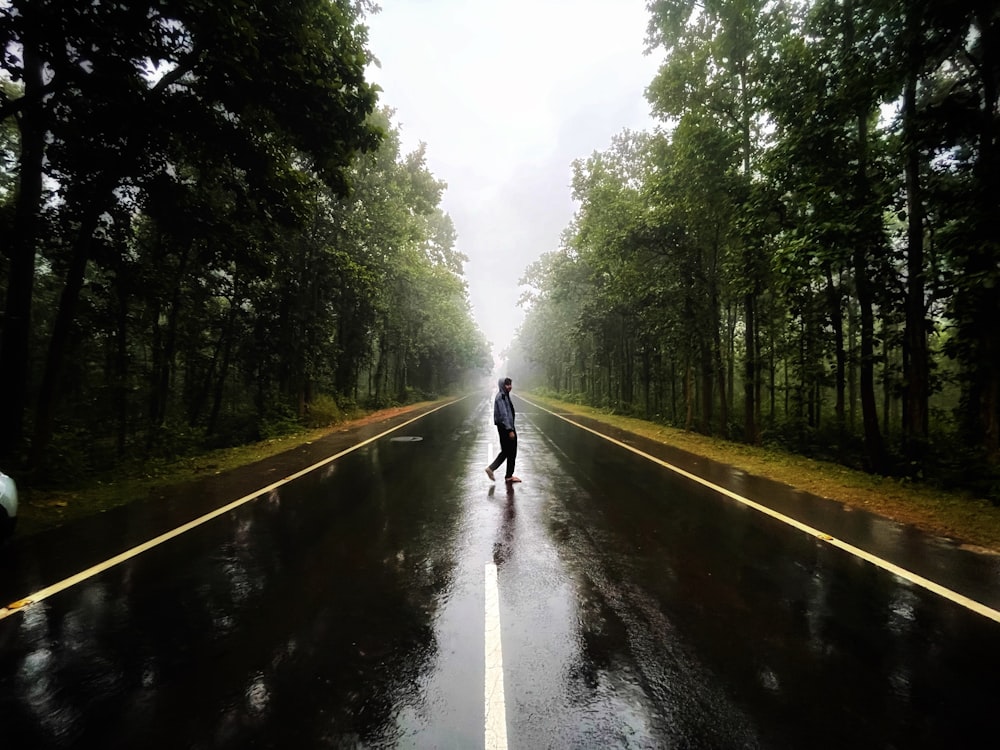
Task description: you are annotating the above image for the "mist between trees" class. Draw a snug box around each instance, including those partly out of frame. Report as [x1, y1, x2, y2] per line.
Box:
[0, 1, 491, 484]
[506, 0, 999, 500]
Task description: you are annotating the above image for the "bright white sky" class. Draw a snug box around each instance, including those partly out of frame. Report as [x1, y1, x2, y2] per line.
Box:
[364, 0, 661, 360]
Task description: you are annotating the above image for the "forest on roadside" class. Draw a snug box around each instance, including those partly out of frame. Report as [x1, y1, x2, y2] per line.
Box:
[507, 0, 1000, 501]
[0, 1, 490, 485]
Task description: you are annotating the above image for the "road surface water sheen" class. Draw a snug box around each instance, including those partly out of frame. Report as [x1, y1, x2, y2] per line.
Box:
[0, 393, 998, 748]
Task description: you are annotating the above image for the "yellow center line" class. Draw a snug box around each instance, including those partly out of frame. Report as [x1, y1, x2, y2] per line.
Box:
[522, 396, 1000, 625]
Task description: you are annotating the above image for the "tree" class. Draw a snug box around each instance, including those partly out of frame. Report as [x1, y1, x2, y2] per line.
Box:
[0, 0, 381, 466]
[646, 0, 780, 443]
[927, 2, 1000, 461]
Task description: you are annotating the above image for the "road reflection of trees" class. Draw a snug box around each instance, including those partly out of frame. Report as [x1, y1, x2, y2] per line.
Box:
[0, 438, 470, 748]
[534, 426, 1000, 747]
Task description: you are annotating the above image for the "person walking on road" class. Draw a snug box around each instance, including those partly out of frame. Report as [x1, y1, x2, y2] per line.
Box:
[486, 377, 521, 483]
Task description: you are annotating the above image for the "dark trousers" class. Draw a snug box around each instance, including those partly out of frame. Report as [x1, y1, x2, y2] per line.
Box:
[489, 425, 517, 478]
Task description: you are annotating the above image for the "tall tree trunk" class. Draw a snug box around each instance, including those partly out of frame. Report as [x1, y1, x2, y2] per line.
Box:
[208, 306, 237, 436]
[0, 45, 45, 462]
[623, 323, 634, 408]
[796, 319, 806, 443]
[845, 0, 887, 473]
[700, 339, 713, 433]
[854, 241, 887, 473]
[711, 277, 728, 436]
[882, 335, 893, 441]
[966, 7, 1000, 460]
[848, 295, 858, 430]
[668, 356, 676, 423]
[685, 361, 694, 431]
[738, 56, 760, 445]
[743, 288, 758, 443]
[824, 263, 847, 460]
[30, 201, 107, 468]
[189, 328, 224, 427]
[149, 242, 191, 436]
[147, 296, 164, 435]
[642, 346, 652, 418]
[605, 350, 612, 408]
[768, 325, 776, 422]
[374, 328, 389, 405]
[901, 32, 929, 463]
[113, 257, 130, 458]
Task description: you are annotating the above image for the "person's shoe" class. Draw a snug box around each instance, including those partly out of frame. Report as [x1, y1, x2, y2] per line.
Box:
[485, 467, 495, 481]
[505, 476, 522, 483]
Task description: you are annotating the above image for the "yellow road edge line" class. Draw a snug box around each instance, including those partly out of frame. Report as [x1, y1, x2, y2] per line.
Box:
[521, 397, 1000, 625]
[0, 398, 464, 622]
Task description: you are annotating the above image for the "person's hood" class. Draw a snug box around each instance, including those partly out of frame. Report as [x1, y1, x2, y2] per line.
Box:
[497, 377, 507, 392]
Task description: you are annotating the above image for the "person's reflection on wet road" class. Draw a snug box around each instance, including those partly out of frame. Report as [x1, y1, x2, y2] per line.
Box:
[492, 484, 517, 568]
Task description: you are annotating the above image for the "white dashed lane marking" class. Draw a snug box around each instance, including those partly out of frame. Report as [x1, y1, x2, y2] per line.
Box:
[484, 562, 508, 750]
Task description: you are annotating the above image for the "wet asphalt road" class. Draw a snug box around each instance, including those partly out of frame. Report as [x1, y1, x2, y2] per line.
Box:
[1, 392, 999, 748]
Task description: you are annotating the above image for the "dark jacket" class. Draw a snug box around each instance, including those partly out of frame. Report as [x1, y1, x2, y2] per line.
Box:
[493, 377, 515, 432]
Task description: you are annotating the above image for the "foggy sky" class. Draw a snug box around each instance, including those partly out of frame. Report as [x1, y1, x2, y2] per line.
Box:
[364, 0, 661, 360]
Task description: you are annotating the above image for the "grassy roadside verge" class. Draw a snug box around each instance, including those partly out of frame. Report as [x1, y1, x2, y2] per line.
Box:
[525, 393, 1000, 555]
[18, 394, 1000, 555]
[17, 400, 442, 538]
